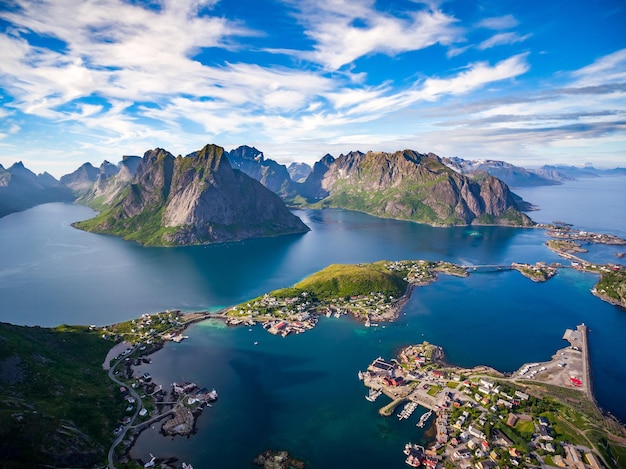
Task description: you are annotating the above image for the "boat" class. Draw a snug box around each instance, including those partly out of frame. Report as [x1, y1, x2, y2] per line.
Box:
[416, 409, 432, 428]
[181, 463, 194, 469]
[398, 401, 418, 420]
[365, 388, 382, 402]
[207, 388, 218, 401]
[357, 371, 364, 380]
[144, 454, 156, 468]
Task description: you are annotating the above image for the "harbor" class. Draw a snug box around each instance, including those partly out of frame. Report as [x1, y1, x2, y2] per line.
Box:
[360, 325, 621, 468]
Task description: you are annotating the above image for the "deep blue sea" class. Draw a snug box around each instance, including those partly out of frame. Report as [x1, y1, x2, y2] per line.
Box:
[0, 176, 625, 468]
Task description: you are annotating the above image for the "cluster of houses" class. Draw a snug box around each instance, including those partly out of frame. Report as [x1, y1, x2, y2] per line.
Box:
[226, 287, 402, 335]
[385, 260, 467, 285]
[361, 347, 606, 469]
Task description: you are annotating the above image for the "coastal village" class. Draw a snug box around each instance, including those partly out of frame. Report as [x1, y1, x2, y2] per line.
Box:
[359, 325, 621, 469]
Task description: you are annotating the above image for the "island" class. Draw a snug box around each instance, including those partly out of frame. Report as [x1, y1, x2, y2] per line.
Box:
[359, 325, 626, 469]
[225, 260, 468, 334]
[511, 262, 558, 282]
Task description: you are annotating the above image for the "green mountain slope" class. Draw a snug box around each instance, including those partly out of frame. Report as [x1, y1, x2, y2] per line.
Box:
[0, 323, 123, 468]
[298, 150, 533, 227]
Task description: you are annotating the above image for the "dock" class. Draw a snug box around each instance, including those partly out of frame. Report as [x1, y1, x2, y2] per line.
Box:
[578, 324, 593, 403]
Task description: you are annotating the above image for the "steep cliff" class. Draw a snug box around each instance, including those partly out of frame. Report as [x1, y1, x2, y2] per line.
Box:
[302, 149, 533, 226]
[74, 144, 309, 246]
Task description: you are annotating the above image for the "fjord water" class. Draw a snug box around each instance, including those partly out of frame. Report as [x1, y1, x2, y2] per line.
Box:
[0, 176, 625, 467]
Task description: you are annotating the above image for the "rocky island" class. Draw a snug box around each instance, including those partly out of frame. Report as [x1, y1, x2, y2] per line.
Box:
[74, 144, 309, 246]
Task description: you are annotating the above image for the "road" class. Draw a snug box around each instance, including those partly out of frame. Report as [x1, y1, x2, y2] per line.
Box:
[107, 346, 143, 469]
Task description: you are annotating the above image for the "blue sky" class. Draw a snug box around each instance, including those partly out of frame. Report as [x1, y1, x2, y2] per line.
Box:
[0, 0, 625, 177]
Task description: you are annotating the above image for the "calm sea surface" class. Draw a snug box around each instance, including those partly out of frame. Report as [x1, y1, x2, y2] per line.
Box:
[0, 176, 625, 467]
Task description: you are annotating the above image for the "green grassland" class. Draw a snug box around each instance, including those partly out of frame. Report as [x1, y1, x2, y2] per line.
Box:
[0, 322, 124, 468]
[272, 262, 408, 300]
[74, 201, 180, 246]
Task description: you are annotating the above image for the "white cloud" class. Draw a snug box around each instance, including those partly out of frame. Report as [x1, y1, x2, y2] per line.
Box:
[572, 48, 626, 85]
[476, 15, 519, 30]
[478, 32, 531, 50]
[283, 0, 460, 70]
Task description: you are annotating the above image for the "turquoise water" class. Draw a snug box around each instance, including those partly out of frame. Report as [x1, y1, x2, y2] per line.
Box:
[0, 177, 625, 467]
[127, 269, 625, 468]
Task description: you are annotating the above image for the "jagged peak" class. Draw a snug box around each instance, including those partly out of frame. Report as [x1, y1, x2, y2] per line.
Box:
[142, 147, 175, 164]
[230, 145, 264, 162]
[194, 143, 227, 172]
[319, 154, 335, 165]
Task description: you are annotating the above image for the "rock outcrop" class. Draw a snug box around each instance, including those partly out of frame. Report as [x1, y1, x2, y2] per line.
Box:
[74, 144, 309, 246]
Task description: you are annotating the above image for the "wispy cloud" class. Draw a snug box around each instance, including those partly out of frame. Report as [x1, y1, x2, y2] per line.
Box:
[476, 15, 519, 30]
[282, 0, 461, 70]
[478, 32, 531, 50]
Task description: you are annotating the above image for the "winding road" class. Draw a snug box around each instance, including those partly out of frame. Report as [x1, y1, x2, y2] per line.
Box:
[107, 345, 143, 469]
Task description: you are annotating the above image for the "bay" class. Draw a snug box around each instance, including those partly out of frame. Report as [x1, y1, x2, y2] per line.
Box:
[0, 176, 624, 467]
[514, 175, 626, 236]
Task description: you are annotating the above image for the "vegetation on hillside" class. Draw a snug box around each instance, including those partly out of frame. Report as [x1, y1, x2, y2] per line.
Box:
[272, 262, 408, 300]
[0, 322, 124, 468]
[594, 270, 626, 308]
[74, 201, 179, 246]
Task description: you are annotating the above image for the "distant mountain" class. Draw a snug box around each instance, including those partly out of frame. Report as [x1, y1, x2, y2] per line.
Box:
[0, 162, 74, 217]
[224, 145, 296, 198]
[78, 156, 142, 209]
[295, 153, 336, 201]
[59, 162, 101, 194]
[74, 144, 309, 246]
[287, 162, 312, 183]
[443, 157, 564, 187]
[538, 164, 626, 179]
[298, 150, 533, 226]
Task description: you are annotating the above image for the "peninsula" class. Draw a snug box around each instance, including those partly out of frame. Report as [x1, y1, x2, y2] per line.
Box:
[74, 144, 309, 246]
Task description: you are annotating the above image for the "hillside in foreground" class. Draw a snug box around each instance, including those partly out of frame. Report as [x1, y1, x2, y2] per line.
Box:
[0, 322, 123, 468]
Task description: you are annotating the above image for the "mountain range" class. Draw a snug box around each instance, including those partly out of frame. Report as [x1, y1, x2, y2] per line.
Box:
[6, 145, 626, 243]
[0, 162, 73, 217]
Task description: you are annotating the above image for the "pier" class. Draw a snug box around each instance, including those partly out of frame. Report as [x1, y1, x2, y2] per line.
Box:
[578, 324, 593, 403]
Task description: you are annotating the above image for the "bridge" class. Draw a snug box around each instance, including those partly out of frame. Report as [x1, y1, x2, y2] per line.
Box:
[460, 264, 512, 272]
